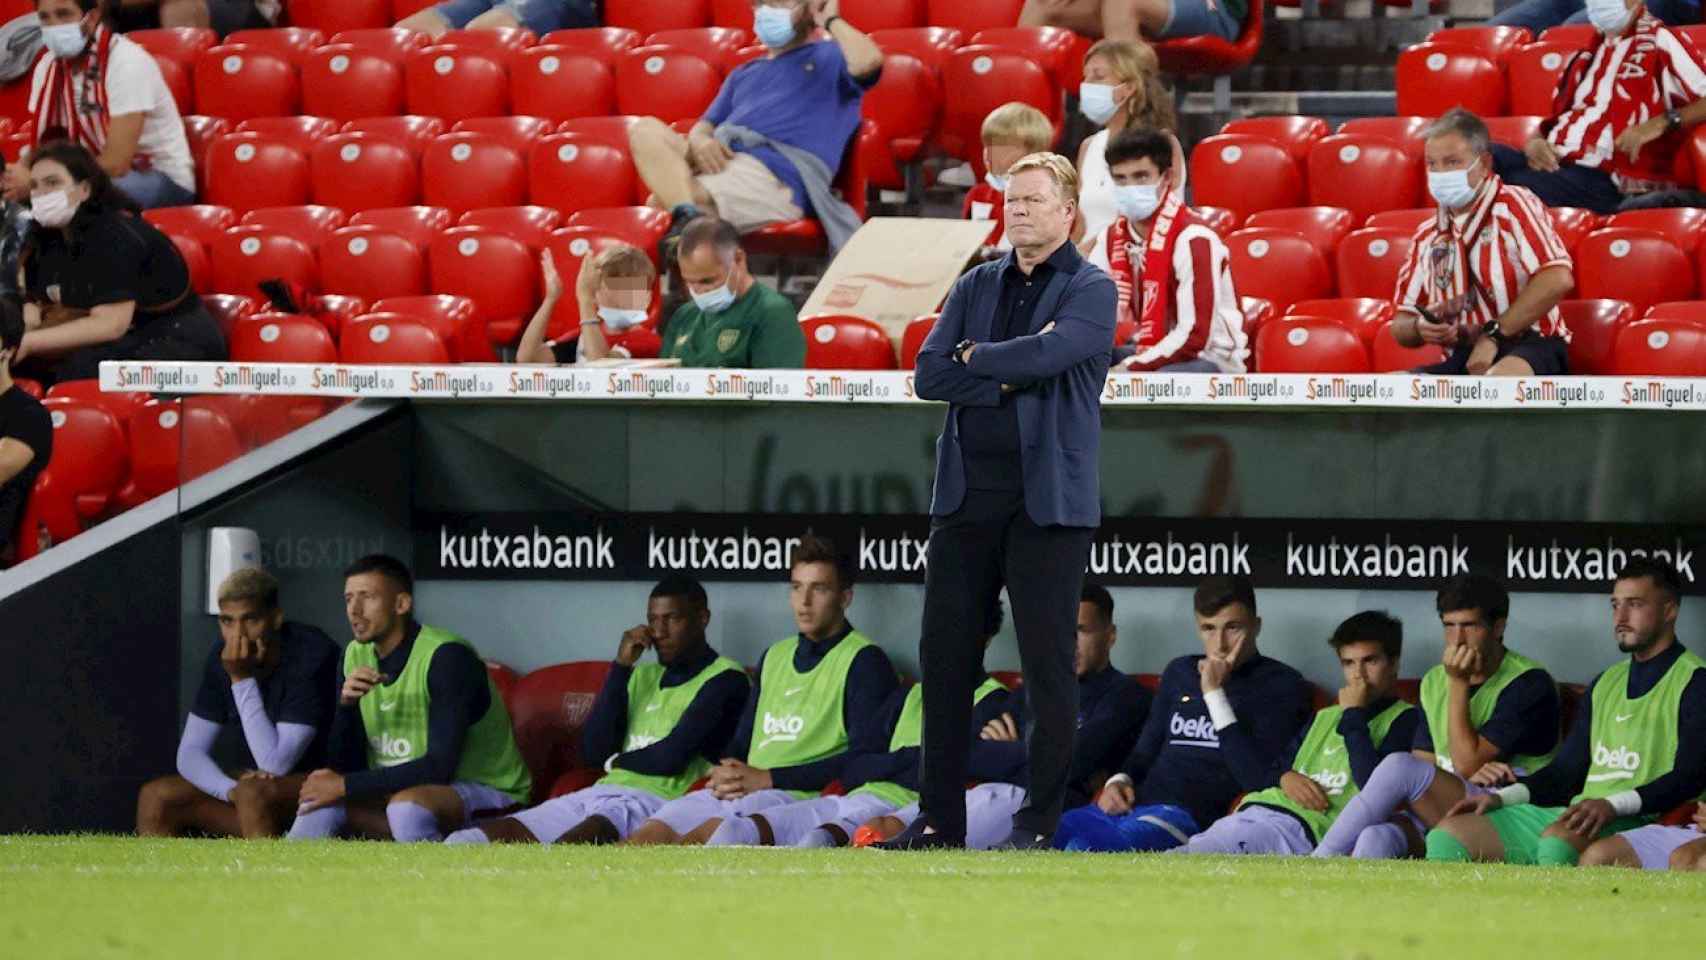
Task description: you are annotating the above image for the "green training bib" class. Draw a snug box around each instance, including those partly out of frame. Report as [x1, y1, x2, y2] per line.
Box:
[746, 631, 875, 799]
[1575, 649, 1705, 805]
[1239, 699, 1414, 843]
[599, 656, 746, 800]
[1419, 648, 1556, 775]
[852, 677, 1007, 809]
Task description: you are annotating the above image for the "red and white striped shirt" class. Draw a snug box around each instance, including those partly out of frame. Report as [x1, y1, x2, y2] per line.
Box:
[1393, 175, 1574, 340]
[1090, 214, 1249, 372]
[1547, 14, 1706, 189]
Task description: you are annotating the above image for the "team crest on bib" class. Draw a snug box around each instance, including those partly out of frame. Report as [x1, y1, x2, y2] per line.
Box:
[717, 329, 741, 354]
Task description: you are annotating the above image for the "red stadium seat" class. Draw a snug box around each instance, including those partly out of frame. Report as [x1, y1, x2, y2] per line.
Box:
[1336, 227, 1416, 301]
[122, 400, 244, 505]
[371, 294, 494, 362]
[1485, 115, 1543, 150]
[869, 26, 964, 74]
[842, 0, 926, 30]
[203, 135, 309, 212]
[1243, 206, 1355, 260]
[1364, 208, 1433, 233]
[742, 120, 873, 258]
[327, 27, 432, 57]
[153, 57, 194, 115]
[319, 226, 427, 301]
[169, 233, 213, 294]
[340, 115, 446, 154]
[301, 44, 407, 121]
[210, 227, 320, 296]
[506, 660, 612, 804]
[239, 204, 347, 246]
[1255, 319, 1370, 373]
[1561, 299, 1637, 375]
[405, 46, 509, 121]
[899, 313, 935, 368]
[234, 115, 338, 154]
[1424, 26, 1532, 63]
[348, 205, 452, 248]
[604, 0, 710, 35]
[556, 114, 643, 150]
[529, 134, 642, 213]
[309, 134, 421, 212]
[541, 229, 625, 338]
[968, 26, 1090, 94]
[339, 314, 452, 364]
[926, 0, 1021, 31]
[201, 292, 259, 341]
[1538, 24, 1598, 47]
[1193, 205, 1239, 237]
[565, 206, 671, 267]
[801, 315, 898, 369]
[486, 661, 521, 704]
[294, 0, 394, 35]
[129, 27, 218, 69]
[1286, 298, 1396, 346]
[181, 115, 232, 185]
[1508, 41, 1582, 118]
[458, 205, 561, 247]
[1219, 115, 1329, 167]
[859, 52, 940, 189]
[438, 27, 537, 55]
[1398, 44, 1506, 118]
[615, 46, 722, 124]
[541, 27, 644, 65]
[1336, 117, 1429, 159]
[310, 294, 369, 342]
[1370, 322, 1449, 371]
[194, 46, 300, 120]
[1645, 301, 1706, 325]
[1607, 207, 1706, 254]
[1575, 228, 1696, 316]
[429, 226, 541, 344]
[226, 27, 326, 63]
[451, 115, 554, 154]
[1226, 227, 1333, 312]
[42, 380, 148, 436]
[421, 133, 528, 215]
[1240, 296, 1275, 342]
[229, 312, 338, 363]
[143, 203, 236, 247]
[1611, 318, 1706, 376]
[1308, 135, 1423, 225]
[940, 46, 1059, 168]
[646, 27, 752, 72]
[510, 47, 616, 121]
[1189, 134, 1304, 224]
[37, 399, 127, 527]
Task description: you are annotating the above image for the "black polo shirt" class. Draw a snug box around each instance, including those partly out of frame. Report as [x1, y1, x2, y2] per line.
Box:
[24, 206, 191, 318]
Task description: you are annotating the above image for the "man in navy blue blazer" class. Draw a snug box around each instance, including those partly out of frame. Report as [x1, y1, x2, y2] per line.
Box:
[888, 152, 1116, 851]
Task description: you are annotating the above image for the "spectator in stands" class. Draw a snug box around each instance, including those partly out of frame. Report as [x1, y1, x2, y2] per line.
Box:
[1432, 558, 1706, 867]
[136, 568, 339, 838]
[109, 0, 276, 36]
[652, 217, 805, 369]
[627, 0, 880, 249]
[4, 0, 197, 209]
[12, 143, 225, 385]
[448, 576, 750, 845]
[395, 0, 596, 40]
[1052, 576, 1313, 853]
[624, 535, 898, 845]
[1176, 612, 1419, 857]
[1490, 0, 1696, 38]
[1492, 0, 1706, 214]
[516, 244, 660, 365]
[1019, 0, 1243, 44]
[1392, 109, 1575, 377]
[1072, 39, 1177, 265]
[1088, 126, 1248, 373]
[963, 102, 1057, 254]
[288, 555, 532, 842]
[0, 298, 49, 568]
[1313, 575, 1561, 860]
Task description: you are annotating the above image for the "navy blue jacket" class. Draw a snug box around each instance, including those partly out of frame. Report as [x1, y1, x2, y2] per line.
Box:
[914, 241, 1116, 528]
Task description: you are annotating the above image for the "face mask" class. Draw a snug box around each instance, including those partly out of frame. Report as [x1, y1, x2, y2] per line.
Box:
[985, 171, 1009, 192]
[753, 6, 798, 49]
[30, 188, 76, 228]
[1427, 162, 1479, 210]
[597, 306, 649, 331]
[1079, 83, 1120, 125]
[692, 282, 736, 314]
[41, 23, 88, 60]
[1585, 0, 1633, 34]
[1113, 183, 1161, 223]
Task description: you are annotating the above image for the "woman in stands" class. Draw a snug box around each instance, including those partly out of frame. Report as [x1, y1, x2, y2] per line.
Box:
[1073, 39, 1178, 264]
[12, 142, 226, 384]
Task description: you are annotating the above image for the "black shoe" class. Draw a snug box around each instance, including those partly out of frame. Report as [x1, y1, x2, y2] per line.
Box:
[871, 819, 964, 851]
[988, 828, 1052, 851]
[658, 203, 702, 264]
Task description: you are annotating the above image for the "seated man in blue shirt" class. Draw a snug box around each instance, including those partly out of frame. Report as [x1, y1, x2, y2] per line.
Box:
[627, 0, 882, 247]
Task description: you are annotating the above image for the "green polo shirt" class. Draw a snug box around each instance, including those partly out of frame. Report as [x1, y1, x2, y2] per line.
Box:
[661, 282, 805, 368]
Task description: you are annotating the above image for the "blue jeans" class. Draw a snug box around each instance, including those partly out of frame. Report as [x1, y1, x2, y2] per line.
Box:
[1052, 802, 1200, 853]
[1490, 0, 1699, 32]
[1490, 142, 1623, 214]
[430, 0, 597, 33]
[115, 170, 196, 209]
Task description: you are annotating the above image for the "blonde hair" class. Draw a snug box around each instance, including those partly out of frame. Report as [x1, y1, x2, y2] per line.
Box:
[217, 567, 279, 611]
[1006, 152, 1080, 202]
[981, 101, 1055, 152]
[589, 243, 655, 281]
[1084, 38, 1177, 133]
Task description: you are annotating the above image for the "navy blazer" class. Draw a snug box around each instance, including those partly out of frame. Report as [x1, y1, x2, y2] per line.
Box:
[914, 243, 1116, 528]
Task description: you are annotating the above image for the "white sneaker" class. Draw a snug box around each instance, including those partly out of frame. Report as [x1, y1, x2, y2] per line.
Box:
[937, 162, 976, 188]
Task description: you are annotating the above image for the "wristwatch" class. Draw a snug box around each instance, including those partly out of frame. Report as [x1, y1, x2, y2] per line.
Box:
[953, 339, 975, 365]
[1667, 108, 1684, 131]
[823, 14, 844, 30]
[1481, 319, 1504, 341]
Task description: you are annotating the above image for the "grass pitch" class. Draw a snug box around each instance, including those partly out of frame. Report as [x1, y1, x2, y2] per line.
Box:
[2, 836, 1704, 959]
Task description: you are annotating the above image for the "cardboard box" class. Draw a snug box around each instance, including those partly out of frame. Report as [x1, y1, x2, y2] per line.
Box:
[800, 217, 997, 342]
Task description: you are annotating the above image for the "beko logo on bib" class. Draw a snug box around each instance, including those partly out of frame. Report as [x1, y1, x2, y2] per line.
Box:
[370, 733, 414, 763]
[1169, 713, 1219, 744]
[1592, 742, 1641, 773]
[759, 712, 805, 748]
[1307, 769, 1350, 794]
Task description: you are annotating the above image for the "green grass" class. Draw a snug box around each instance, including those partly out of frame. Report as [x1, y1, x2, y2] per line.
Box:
[2, 836, 1704, 959]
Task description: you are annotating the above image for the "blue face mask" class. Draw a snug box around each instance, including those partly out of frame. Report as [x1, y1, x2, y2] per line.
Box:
[1113, 183, 1161, 223]
[41, 23, 88, 60]
[1428, 160, 1481, 210]
[692, 282, 736, 314]
[753, 6, 798, 49]
[1079, 83, 1119, 125]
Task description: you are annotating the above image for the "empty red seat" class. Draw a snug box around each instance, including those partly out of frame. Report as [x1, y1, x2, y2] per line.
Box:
[842, 0, 926, 30]
[940, 45, 1059, 166]
[605, 0, 710, 35]
[239, 204, 347, 245]
[229, 312, 339, 363]
[1193, 205, 1239, 237]
[340, 314, 452, 363]
[1485, 115, 1543, 150]
[1607, 207, 1706, 254]
[328, 27, 431, 57]
[1219, 115, 1329, 167]
[859, 52, 939, 189]
[1255, 319, 1370, 373]
[421, 133, 528, 215]
[429, 226, 541, 344]
[451, 115, 554, 154]
[529, 134, 642, 214]
[123, 400, 244, 504]
[340, 115, 446, 154]
[234, 115, 338, 154]
[1575, 228, 1695, 316]
[310, 294, 369, 340]
[510, 47, 616, 121]
[37, 398, 128, 527]
[1189, 134, 1304, 224]
[210, 227, 320, 296]
[1308, 135, 1423, 225]
[458, 205, 562, 247]
[202, 292, 259, 341]
[969, 26, 1089, 94]
[130, 27, 218, 69]
[302, 44, 407, 121]
[1365, 208, 1434, 233]
[1508, 41, 1583, 117]
[926, 0, 1022, 31]
[203, 135, 310, 212]
[169, 233, 213, 294]
[899, 313, 935, 368]
[615, 45, 722, 124]
[1286, 297, 1396, 346]
[294, 0, 394, 35]
[1240, 296, 1275, 341]
[226, 27, 326, 63]
[1397, 43, 1507, 118]
[1561, 298, 1636, 374]
[1370, 321, 1449, 372]
[1611, 318, 1706, 376]
[1226, 227, 1333, 312]
[1336, 117, 1429, 159]
[1336, 227, 1416, 301]
[801, 315, 898, 369]
[1425, 26, 1533, 63]
[1539, 24, 1598, 47]
[870, 26, 963, 74]
[438, 27, 538, 54]
[556, 114, 644, 150]
[309, 133, 420, 211]
[143, 203, 236, 247]
[349, 205, 453, 248]
[541, 26, 644, 65]
[646, 26, 752, 72]
[319, 226, 428, 301]
[506, 660, 613, 803]
[371, 294, 494, 362]
[152, 56, 194, 115]
[565, 207, 671, 267]
[1243, 206, 1355, 260]
[405, 46, 509, 121]
[194, 46, 299, 120]
[181, 115, 232, 183]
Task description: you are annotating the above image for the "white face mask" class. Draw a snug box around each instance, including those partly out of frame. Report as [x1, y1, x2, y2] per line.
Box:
[597, 306, 649, 331]
[985, 171, 1009, 192]
[691, 282, 736, 314]
[1113, 183, 1161, 222]
[1585, 0, 1634, 34]
[1427, 161, 1480, 210]
[41, 23, 88, 60]
[1079, 83, 1120, 125]
[30, 188, 77, 227]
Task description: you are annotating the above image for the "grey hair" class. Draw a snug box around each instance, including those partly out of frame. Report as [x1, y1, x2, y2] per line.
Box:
[677, 216, 741, 266]
[1421, 107, 1492, 156]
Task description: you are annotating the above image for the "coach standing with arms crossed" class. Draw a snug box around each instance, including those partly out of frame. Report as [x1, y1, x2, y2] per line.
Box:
[886, 153, 1116, 850]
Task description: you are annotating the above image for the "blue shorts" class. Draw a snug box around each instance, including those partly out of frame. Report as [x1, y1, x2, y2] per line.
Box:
[431, 0, 595, 33]
[1159, 0, 1242, 40]
[1052, 802, 1200, 853]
